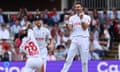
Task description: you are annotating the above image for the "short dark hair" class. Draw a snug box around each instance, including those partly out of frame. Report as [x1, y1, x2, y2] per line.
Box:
[74, 1, 83, 7]
[34, 16, 41, 21]
[1, 23, 6, 27]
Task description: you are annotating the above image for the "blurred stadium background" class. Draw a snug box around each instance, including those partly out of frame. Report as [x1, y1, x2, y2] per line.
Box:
[0, 0, 120, 71]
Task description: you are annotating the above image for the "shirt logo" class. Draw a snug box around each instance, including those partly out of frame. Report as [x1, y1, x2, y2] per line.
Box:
[74, 22, 81, 25]
[35, 38, 44, 40]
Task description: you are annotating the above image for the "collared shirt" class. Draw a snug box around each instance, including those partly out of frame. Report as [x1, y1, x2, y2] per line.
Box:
[20, 29, 41, 58]
[52, 14, 60, 23]
[69, 13, 91, 38]
[11, 25, 21, 34]
[33, 26, 51, 48]
[0, 28, 10, 39]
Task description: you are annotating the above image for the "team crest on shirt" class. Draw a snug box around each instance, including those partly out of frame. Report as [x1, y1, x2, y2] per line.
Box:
[74, 22, 81, 25]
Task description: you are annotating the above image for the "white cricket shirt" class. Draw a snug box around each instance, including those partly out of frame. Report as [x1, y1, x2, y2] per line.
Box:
[69, 14, 91, 38]
[33, 26, 52, 48]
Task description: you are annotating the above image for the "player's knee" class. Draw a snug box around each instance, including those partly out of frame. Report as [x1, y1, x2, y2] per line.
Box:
[82, 62, 88, 66]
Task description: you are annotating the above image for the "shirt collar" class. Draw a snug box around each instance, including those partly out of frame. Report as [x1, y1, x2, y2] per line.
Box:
[76, 12, 85, 16]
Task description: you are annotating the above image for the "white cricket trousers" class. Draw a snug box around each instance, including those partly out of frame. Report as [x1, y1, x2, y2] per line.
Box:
[40, 48, 48, 72]
[61, 36, 89, 72]
[22, 57, 44, 72]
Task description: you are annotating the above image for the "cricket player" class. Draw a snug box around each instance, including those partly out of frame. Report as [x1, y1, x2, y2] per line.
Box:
[61, 1, 91, 72]
[33, 17, 53, 72]
[19, 26, 44, 72]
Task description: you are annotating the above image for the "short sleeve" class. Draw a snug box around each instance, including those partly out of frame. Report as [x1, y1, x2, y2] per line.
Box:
[82, 15, 91, 25]
[28, 29, 37, 42]
[68, 16, 73, 25]
[47, 29, 52, 39]
[87, 16, 91, 25]
[28, 29, 34, 39]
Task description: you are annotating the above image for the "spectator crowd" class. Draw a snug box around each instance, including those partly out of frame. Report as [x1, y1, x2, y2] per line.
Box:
[0, 7, 120, 61]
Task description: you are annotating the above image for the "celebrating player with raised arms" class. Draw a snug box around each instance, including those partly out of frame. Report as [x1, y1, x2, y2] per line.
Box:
[61, 1, 91, 72]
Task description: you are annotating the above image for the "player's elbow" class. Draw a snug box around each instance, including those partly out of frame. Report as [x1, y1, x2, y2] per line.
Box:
[67, 25, 73, 32]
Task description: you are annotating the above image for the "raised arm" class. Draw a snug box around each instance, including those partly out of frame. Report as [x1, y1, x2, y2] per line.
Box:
[81, 15, 91, 30]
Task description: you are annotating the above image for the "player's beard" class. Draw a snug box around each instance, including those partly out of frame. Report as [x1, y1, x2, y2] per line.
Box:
[76, 9, 83, 14]
[37, 25, 41, 29]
